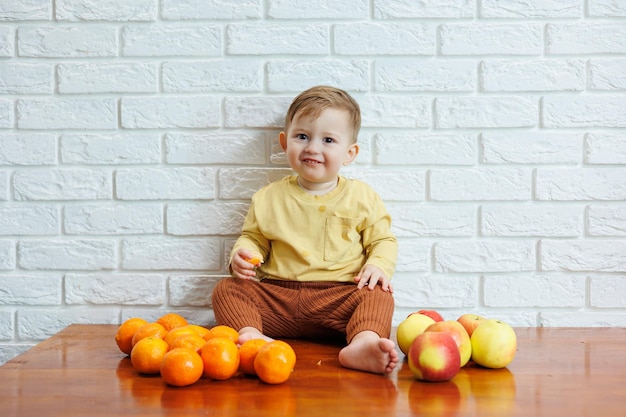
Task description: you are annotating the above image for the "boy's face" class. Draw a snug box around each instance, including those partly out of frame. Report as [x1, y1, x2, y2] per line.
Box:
[279, 108, 358, 192]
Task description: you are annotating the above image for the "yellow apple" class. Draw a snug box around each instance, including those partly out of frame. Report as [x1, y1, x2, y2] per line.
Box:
[397, 313, 436, 356]
[470, 319, 517, 369]
[425, 320, 472, 367]
[408, 332, 461, 382]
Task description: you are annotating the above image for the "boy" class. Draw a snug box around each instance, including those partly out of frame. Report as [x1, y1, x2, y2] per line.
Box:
[212, 86, 399, 374]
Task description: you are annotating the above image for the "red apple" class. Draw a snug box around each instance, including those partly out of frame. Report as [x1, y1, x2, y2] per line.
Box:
[418, 309, 444, 322]
[396, 313, 436, 356]
[408, 332, 461, 382]
[470, 319, 517, 369]
[457, 313, 487, 337]
[425, 320, 472, 367]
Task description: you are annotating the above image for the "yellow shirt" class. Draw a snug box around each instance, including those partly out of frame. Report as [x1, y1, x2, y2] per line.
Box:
[230, 175, 398, 282]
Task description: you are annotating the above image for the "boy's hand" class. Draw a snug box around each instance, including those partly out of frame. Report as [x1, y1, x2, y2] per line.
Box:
[231, 249, 263, 280]
[355, 264, 393, 293]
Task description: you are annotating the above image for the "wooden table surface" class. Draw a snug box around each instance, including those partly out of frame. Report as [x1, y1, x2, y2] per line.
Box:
[0, 325, 625, 417]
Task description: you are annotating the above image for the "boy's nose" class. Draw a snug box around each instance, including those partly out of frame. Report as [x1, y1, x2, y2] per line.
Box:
[304, 138, 321, 152]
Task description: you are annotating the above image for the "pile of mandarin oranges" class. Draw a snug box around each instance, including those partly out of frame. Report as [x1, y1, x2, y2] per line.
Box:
[115, 313, 296, 387]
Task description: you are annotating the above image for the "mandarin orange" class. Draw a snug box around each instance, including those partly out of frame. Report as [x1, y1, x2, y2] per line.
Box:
[156, 313, 189, 332]
[131, 322, 167, 349]
[204, 325, 239, 343]
[160, 347, 204, 387]
[130, 336, 169, 374]
[115, 317, 148, 355]
[254, 340, 296, 384]
[238, 339, 269, 376]
[200, 337, 240, 380]
[169, 333, 206, 352]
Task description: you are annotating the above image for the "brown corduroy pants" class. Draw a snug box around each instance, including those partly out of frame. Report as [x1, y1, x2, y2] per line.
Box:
[212, 278, 394, 343]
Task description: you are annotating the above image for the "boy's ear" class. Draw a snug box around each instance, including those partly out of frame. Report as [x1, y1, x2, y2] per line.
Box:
[279, 131, 287, 151]
[344, 143, 359, 165]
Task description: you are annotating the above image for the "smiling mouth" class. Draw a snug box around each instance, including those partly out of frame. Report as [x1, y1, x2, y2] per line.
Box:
[302, 158, 322, 165]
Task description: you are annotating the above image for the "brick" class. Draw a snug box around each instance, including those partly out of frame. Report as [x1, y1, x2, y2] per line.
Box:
[218, 168, 292, 199]
[0, 63, 53, 94]
[0, 99, 14, 128]
[122, 96, 220, 129]
[435, 240, 536, 272]
[18, 240, 116, 271]
[0, 133, 57, 165]
[0, 274, 62, 305]
[269, 0, 368, 18]
[64, 203, 163, 235]
[161, 0, 260, 20]
[227, 23, 328, 55]
[481, 59, 585, 92]
[267, 60, 369, 92]
[440, 23, 542, 55]
[360, 95, 430, 128]
[484, 275, 585, 307]
[0, 27, 13, 56]
[349, 169, 425, 202]
[18, 308, 118, 340]
[585, 132, 626, 164]
[589, 59, 626, 90]
[482, 204, 583, 237]
[165, 132, 267, 165]
[373, 0, 475, 18]
[395, 239, 431, 272]
[435, 96, 537, 128]
[167, 202, 249, 235]
[0, 171, 7, 200]
[0, 310, 13, 340]
[536, 168, 626, 200]
[57, 62, 157, 93]
[375, 133, 475, 165]
[589, 0, 626, 16]
[335, 23, 434, 55]
[122, 25, 221, 57]
[388, 204, 474, 237]
[18, 26, 117, 57]
[539, 312, 626, 327]
[65, 273, 165, 305]
[13, 168, 112, 201]
[481, 132, 581, 164]
[547, 23, 626, 54]
[541, 239, 626, 272]
[169, 275, 223, 307]
[0, 240, 15, 270]
[224, 96, 292, 128]
[0, 0, 52, 20]
[163, 60, 262, 93]
[393, 274, 479, 309]
[543, 95, 626, 128]
[16, 98, 117, 129]
[61, 133, 160, 165]
[116, 167, 215, 200]
[430, 168, 531, 201]
[376, 59, 475, 92]
[0, 205, 59, 235]
[590, 275, 626, 307]
[121, 237, 221, 270]
[481, 0, 581, 18]
[588, 205, 626, 236]
[56, 0, 156, 21]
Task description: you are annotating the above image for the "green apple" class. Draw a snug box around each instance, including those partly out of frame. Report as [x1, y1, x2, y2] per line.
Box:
[425, 320, 472, 367]
[397, 313, 436, 356]
[408, 332, 461, 382]
[457, 313, 487, 337]
[470, 319, 517, 369]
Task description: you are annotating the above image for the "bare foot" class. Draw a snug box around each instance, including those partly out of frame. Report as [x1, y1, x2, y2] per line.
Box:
[338, 330, 399, 374]
[238, 326, 274, 345]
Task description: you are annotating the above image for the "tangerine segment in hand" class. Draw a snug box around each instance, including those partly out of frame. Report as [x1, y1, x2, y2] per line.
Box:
[245, 252, 264, 267]
[254, 340, 296, 384]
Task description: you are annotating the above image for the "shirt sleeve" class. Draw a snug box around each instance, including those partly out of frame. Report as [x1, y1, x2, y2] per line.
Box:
[361, 193, 398, 280]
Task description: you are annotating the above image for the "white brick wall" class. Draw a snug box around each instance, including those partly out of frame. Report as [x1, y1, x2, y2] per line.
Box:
[1, 0, 625, 364]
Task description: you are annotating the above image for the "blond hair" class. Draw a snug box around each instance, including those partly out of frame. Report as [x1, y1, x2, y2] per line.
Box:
[284, 86, 361, 143]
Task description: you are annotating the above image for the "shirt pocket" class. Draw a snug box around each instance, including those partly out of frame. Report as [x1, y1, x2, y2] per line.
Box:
[324, 216, 363, 262]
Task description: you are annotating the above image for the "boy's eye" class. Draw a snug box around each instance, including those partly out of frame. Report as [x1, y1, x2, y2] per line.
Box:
[323, 137, 335, 143]
[296, 134, 308, 140]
